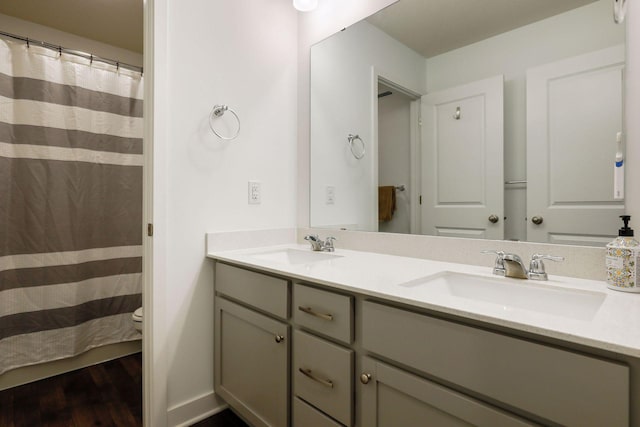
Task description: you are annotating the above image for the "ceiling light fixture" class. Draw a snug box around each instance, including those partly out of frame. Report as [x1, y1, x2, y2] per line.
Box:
[293, 0, 317, 12]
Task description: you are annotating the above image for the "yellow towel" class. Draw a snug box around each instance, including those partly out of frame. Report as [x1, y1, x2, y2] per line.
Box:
[378, 186, 396, 222]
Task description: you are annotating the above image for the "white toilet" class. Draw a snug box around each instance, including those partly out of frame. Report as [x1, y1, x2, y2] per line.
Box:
[132, 307, 143, 333]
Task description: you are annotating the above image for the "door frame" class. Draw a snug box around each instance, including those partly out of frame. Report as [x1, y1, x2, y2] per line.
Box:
[143, 0, 168, 426]
[371, 67, 423, 233]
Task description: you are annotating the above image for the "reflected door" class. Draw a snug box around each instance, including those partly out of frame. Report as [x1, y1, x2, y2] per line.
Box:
[526, 46, 624, 246]
[420, 75, 504, 239]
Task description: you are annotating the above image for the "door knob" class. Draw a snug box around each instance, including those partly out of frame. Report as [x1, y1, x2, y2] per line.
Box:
[531, 216, 544, 225]
[360, 373, 372, 384]
[488, 214, 499, 224]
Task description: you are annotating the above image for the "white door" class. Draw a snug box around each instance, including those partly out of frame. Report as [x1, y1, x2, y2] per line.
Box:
[421, 75, 504, 239]
[527, 46, 624, 246]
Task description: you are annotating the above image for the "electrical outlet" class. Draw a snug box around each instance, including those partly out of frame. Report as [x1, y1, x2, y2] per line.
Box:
[248, 181, 261, 204]
[326, 186, 335, 205]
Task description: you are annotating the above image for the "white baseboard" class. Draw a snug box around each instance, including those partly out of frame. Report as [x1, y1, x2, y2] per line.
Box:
[0, 340, 142, 391]
[167, 391, 227, 427]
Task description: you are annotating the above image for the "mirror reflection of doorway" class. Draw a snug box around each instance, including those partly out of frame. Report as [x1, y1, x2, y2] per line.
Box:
[377, 81, 418, 234]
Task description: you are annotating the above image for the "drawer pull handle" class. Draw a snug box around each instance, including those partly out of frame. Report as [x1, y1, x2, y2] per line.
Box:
[360, 373, 372, 384]
[298, 306, 334, 321]
[274, 334, 285, 343]
[299, 368, 334, 388]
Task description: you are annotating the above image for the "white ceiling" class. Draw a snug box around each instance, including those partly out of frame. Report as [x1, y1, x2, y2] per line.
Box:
[367, 0, 599, 58]
[0, 0, 601, 59]
[0, 0, 142, 53]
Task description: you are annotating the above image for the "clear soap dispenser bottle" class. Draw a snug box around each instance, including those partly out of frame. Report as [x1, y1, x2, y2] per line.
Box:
[606, 215, 640, 292]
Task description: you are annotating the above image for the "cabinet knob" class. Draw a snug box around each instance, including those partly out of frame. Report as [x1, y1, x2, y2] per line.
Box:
[360, 373, 372, 384]
[531, 216, 544, 225]
[274, 334, 285, 343]
[488, 214, 499, 224]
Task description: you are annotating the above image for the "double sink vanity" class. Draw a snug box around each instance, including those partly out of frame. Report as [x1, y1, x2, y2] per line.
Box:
[208, 239, 640, 427]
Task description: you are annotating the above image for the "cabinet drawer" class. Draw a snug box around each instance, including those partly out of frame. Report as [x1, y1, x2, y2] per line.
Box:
[293, 330, 353, 426]
[293, 283, 353, 343]
[215, 263, 289, 318]
[293, 397, 343, 427]
[361, 301, 629, 427]
[359, 356, 535, 427]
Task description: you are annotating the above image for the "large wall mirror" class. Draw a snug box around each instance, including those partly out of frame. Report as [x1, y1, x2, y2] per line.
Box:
[309, 0, 626, 246]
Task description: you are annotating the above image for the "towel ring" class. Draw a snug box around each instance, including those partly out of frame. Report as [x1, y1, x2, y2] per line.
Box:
[347, 134, 365, 159]
[209, 104, 240, 140]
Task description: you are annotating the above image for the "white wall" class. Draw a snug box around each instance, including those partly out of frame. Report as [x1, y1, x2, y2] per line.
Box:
[309, 19, 425, 231]
[378, 88, 413, 234]
[0, 13, 142, 67]
[157, 0, 298, 421]
[426, 0, 624, 241]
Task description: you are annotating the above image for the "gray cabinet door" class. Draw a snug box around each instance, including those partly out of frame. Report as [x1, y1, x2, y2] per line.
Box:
[359, 357, 536, 427]
[215, 297, 289, 427]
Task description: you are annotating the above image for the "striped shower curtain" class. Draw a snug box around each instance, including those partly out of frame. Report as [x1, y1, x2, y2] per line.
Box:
[0, 39, 143, 374]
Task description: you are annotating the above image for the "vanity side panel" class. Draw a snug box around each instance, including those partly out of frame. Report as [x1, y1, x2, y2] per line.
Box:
[361, 301, 629, 427]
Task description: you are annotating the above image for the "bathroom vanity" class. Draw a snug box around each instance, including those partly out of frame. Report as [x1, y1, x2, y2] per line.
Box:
[209, 245, 640, 427]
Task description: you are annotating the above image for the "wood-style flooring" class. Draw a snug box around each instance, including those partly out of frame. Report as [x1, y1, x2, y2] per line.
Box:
[0, 353, 142, 427]
[191, 409, 249, 427]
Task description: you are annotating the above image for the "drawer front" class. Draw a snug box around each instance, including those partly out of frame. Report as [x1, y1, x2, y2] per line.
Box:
[359, 356, 536, 427]
[293, 283, 353, 343]
[361, 301, 629, 427]
[215, 262, 289, 318]
[293, 397, 343, 427]
[293, 330, 353, 426]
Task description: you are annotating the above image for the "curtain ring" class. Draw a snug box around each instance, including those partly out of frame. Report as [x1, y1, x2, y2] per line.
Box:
[347, 134, 365, 159]
[209, 105, 241, 140]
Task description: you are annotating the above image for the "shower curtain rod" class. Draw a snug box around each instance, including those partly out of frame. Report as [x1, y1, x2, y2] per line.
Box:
[0, 30, 143, 74]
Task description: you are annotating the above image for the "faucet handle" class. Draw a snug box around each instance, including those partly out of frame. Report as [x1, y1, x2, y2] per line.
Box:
[323, 236, 336, 252]
[481, 250, 506, 276]
[304, 234, 323, 251]
[528, 253, 564, 280]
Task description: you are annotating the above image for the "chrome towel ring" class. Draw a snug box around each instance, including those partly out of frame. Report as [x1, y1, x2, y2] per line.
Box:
[347, 134, 365, 159]
[209, 104, 240, 140]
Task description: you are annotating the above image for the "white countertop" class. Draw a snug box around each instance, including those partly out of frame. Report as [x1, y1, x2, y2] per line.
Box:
[207, 244, 640, 358]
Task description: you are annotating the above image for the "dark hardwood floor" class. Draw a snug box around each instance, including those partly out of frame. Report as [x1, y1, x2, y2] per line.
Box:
[0, 353, 142, 427]
[191, 409, 249, 427]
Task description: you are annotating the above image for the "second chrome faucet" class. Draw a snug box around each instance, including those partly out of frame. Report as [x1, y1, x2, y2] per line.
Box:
[482, 250, 564, 281]
[304, 234, 336, 252]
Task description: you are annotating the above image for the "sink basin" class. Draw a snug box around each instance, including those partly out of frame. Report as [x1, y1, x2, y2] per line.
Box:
[400, 272, 606, 321]
[248, 248, 342, 265]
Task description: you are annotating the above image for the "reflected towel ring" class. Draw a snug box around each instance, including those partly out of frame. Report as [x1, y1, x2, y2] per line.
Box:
[614, 0, 627, 23]
[209, 104, 240, 140]
[347, 134, 365, 159]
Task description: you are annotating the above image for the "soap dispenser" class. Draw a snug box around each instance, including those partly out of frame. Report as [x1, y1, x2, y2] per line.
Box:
[606, 215, 640, 292]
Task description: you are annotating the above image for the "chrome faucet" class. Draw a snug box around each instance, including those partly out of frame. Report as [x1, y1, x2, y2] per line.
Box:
[503, 253, 528, 279]
[482, 251, 564, 280]
[304, 234, 337, 252]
